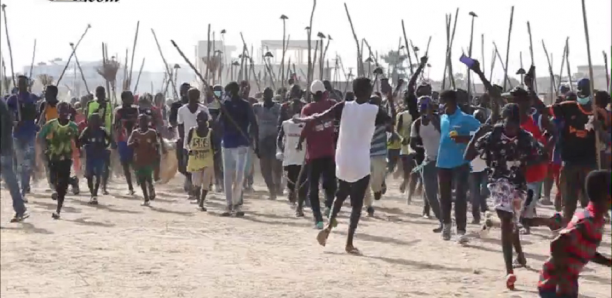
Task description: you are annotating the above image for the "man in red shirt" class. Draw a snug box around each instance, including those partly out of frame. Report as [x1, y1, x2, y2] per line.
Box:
[538, 170, 611, 298]
[297, 80, 337, 229]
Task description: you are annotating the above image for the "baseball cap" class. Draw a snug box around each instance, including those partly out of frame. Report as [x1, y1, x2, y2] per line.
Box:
[310, 80, 325, 94]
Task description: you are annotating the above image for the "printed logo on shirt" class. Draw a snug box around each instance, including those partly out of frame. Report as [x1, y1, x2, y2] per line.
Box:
[314, 121, 333, 132]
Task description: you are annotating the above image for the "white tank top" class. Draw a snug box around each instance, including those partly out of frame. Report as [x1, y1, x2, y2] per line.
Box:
[335, 101, 379, 182]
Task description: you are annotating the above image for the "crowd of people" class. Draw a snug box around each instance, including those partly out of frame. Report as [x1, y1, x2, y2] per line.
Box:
[1, 54, 611, 297]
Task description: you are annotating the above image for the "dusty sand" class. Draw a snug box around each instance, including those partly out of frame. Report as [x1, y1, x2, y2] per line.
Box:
[1, 175, 610, 298]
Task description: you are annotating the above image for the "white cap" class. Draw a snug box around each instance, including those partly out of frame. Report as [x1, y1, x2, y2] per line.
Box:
[310, 80, 325, 94]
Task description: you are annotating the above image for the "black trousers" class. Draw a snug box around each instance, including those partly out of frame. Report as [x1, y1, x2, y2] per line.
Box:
[438, 163, 470, 232]
[285, 164, 309, 206]
[331, 175, 371, 233]
[49, 159, 72, 213]
[308, 156, 337, 223]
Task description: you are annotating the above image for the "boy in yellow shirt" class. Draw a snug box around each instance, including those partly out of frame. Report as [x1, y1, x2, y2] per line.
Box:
[186, 112, 217, 211]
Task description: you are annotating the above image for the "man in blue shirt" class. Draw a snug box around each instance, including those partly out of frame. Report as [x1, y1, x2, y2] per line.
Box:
[6, 76, 38, 199]
[437, 90, 482, 242]
[219, 82, 259, 217]
[0, 98, 28, 222]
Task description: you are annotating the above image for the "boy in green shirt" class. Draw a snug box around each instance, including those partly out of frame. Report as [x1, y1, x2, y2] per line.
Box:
[38, 102, 80, 219]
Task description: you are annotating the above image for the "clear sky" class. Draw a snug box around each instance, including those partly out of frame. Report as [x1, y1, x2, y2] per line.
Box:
[0, 0, 610, 85]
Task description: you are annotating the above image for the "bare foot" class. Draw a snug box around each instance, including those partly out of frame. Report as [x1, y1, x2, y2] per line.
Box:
[345, 245, 361, 255]
[316, 229, 330, 247]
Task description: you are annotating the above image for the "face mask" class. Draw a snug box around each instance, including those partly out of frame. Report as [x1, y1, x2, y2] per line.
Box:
[577, 96, 591, 105]
[214, 91, 222, 98]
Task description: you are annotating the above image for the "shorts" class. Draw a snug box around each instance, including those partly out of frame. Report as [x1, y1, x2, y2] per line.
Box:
[191, 167, 213, 190]
[85, 154, 107, 177]
[117, 141, 133, 164]
[489, 179, 524, 223]
[134, 165, 154, 179]
[522, 181, 543, 219]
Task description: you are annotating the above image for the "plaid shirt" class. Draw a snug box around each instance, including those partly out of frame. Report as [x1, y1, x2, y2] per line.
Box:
[538, 203, 605, 295]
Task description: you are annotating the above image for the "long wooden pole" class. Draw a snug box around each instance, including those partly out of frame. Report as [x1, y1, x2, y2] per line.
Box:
[580, 0, 600, 169]
[603, 51, 610, 92]
[151, 29, 178, 99]
[57, 24, 92, 85]
[70, 43, 90, 95]
[128, 21, 140, 90]
[503, 6, 514, 91]
[527, 21, 537, 93]
[206, 24, 211, 81]
[467, 14, 476, 99]
[344, 3, 362, 78]
[556, 39, 568, 95]
[448, 8, 460, 89]
[27, 39, 37, 92]
[1, 4, 17, 91]
[493, 42, 513, 88]
[306, 0, 317, 102]
[565, 39, 573, 91]
[442, 14, 450, 89]
[401, 20, 414, 75]
[280, 17, 287, 91]
[542, 40, 555, 104]
[133, 57, 145, 94]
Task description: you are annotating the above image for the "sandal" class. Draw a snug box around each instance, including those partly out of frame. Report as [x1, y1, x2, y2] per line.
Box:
[505, 274, 516, 290]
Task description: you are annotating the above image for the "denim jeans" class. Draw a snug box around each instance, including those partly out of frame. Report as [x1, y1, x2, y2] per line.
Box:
[469, 171, 489, 221]
[222, 146, 249, 207]
[419, 158, 441, 223]
[1, 154, 27, 215]
[13, 137, 35, 196]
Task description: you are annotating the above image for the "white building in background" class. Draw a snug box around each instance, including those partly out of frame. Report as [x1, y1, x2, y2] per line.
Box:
[23, 59, 195, 100]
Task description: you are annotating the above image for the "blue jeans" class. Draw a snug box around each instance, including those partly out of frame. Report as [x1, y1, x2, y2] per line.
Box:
[469, 171, 489, 221]
[1, 154, 27, 215]
[13, 137, 35, 196]
[222, 146, 249, 206]
[419, 158, 441, 222]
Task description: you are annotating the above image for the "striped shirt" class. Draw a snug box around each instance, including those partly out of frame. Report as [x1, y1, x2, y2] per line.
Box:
[538, 203, 605, 295]
[370, 125, 387, 156]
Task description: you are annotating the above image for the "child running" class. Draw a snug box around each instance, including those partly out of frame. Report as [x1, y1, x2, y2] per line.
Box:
[538, 170, 611, 298]
[465, 102, 548, 289]
[127, 114, 160, 206]
[38, 102, 80, 219]
[79, 114, 111, 205]
[186, 111, 216, 211]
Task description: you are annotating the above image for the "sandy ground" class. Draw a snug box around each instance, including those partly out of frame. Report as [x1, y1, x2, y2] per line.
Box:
[1, 174, 610, 298]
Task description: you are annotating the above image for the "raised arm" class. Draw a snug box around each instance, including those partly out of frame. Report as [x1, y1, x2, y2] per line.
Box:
[469, 60, 501, 124]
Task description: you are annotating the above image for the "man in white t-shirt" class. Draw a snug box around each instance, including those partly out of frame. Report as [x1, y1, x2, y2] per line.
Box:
[277, 118, 307, 216]
[295, 77, 392, 255]
[177, 88, 211, 196]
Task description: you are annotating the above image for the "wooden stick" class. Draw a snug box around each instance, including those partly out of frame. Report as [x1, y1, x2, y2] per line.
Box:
[603, 51, 610, 92]
[344, 3, 362, 78]
[133, 57, 145, 94]
[27, 39, 36, 92]
[527, 21, 537, 93]
[519, 51, 524, 84]
[70, 43, 90, 95]
[489, 48, 496, 83]
[556, 39, 568, 95]
[128, 21, 139, 90]
[101, 43, 111, 102]
[306, 0, 317, 102]
[541, 40, 555, 103]
[280, 16, 288, 92]
[580, 0, 600, 169]
[313, 41, 320, 79]
[442, 14, 450, 89]
[1, 4, 17, 92]
[448, 8, 460, 89]
[493, 42, 513, 88]
[467, 13, 477, 99]
[57, 24, 92, 85]
[503, 6, 514, 91]
[151, 29, 178, 99]
[123, 48, 129, 90]
[480, 34, 485, 79]
[212, 31, 216, 85]
[565, 39, 573, 91]
[206, 24, 211, 81]
[401, 19, 414, 75]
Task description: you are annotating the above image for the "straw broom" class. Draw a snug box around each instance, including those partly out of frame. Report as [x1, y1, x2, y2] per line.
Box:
[96, 49, 120, 102]
[580, 0, 601, 169]
[38, 74, 54, 88]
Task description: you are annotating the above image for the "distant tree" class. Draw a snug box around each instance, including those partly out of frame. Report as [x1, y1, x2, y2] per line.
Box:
[381, 50, 407, 84]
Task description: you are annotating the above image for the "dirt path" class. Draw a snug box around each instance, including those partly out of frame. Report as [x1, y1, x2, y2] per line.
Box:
[1, 176, 610, 298]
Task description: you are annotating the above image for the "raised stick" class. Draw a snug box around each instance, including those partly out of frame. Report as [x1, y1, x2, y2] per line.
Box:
[447, 8, 460, 89]
[565, 39, 573, 91]
[27, 39, 36, 92]
[442, 14, 450, 89]
[541, 40, 555, 103]
[151, 29, 178, 99]
[580, 0, 600, 169]
[306, 0, 317, 101]
[280, 15, 288, 91]
[128, 21, 140, 89]
[603, 51, 610, 92]
[206, 24, 211, 81]
[556, 39, 568, 95]
[467, 11, 478, 99]
[57, 24, 92, 85]
[527, 21, 537, 93]
[489, 48, 496, 82]
[493, 42, 513, 88]
[401, 19, 414, 75]
[344, 3, 362, 77]
[503, 6, 514, 91]
[133, 57, 145, 94]
[70, 42, 90, 95]
[1, 4, 16, 90]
